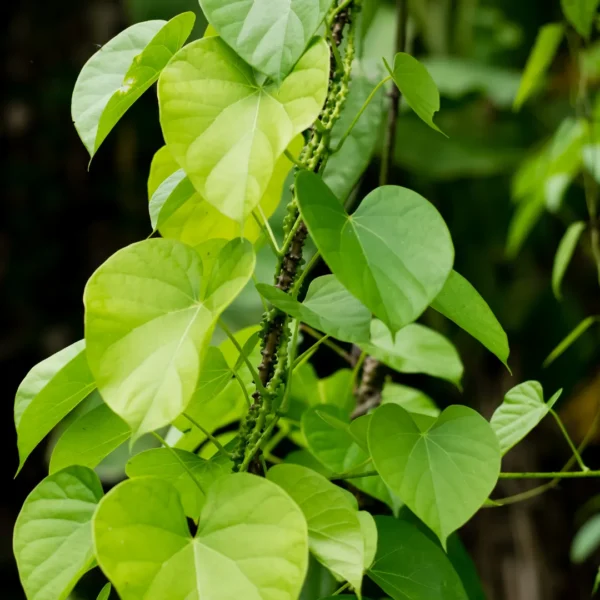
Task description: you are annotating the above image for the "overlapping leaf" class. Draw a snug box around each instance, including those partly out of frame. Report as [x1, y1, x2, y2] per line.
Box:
[84, 238, 255, 439]
[297, 173, 454, 333]
[72, 14, 195, 157]
[93, 474, 308, 600]
[159, 36, 329, 224]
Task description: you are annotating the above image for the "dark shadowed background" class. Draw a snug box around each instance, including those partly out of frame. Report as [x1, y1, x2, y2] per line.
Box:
[3, 0, 600, 598]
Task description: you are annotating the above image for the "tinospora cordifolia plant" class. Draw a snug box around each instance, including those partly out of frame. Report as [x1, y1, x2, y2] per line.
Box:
[12, 1, 600, 599]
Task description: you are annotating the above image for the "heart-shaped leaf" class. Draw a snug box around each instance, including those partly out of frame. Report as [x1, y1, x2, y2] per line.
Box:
[361, 320, 464, 387]
[72, 13, 195, 158]
[296, 173, 454, 333]
[149, 136, 302, 245]
[431, 270, 510, 368]
[14, 466, 104, 600]
[199, 0, 333, 81]
[358, 511, 377, 571]
[490, 381, 563, 455]
[258, 275, 372, 344]
[49, 401, 130, 474]
[302, 406, 402, 514]
[268, 464, 365, 594]
[126, 447, 231, 520]
[158, 36, 329, 224]
[84, 238, 255, 439]
[148, 145, 179, 197]
[93, 473, 308, 600]
[367, 517, 468, 600]
[385, 53, 444, 135]
[561, 0, 600, 39]
[15, 340, 95, 473]
[368, 403, 500, 547]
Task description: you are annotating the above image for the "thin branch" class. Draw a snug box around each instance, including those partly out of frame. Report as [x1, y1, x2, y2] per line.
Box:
[499, 470, 600, 479]
[252, 208, 280, 255]
[550, 408, 589, 471]
[300, 324, 353, 363]
[182, 413, 232, 458]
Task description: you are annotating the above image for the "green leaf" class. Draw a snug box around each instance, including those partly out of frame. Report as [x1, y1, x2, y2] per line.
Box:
[513, 23, 564, 110]
[84, 238, 255, 439]
[562, 0, 600, 38]
[571, 514, 600, 563]
[97, 583, 112, 600]
[14, 466, 103, 600]
[369, 404, 500, 547]
[72, 14, 195, 158]
[199, 0, 333, 81]
[552, 221, 586, 300]
[148, 145, 180, 198]
[302, 406, 402, 513]
[490, 381, 563, 455]
[268, 464, 364, 594]
[362, 320, 464, 387]
[14, 340, 96, 473]
[258, 275, 371, 344]
[49, 401, 130, 474]
[385, 52, 445, 135]
[358, 511, 378, 571]
[296, 173, 454, 333]
[93, 473, 308, 600]
[150, 137, 302, 245]
[367, 516, 468, 600]
[544, 316, 600, 366]
[506, 192, 546, 258]
[286, 449, 334, 478]
[381, 382, 440, 417]
[126, 447, 231, 520]
[431, 270, 510, 368]
[158, 36, 329, 224]
[324, 63, 387, 202]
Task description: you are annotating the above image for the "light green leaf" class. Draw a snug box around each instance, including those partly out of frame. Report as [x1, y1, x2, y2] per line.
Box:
[303, 406, 402, 514]
[362, 320, 464, 387]
[369, 404, 500, 547]
[14, 466, 103, 600]
[84, 238, 255, 439]
[317, 369, 357, 416]
[324, 63, 387, 202]
[490, 381, 563, 455]
[148, 145, 179, 198]
[544, 315, 600, 366]
[431, 270, 510, 368]
[258, 275, 371, 344]
[93, 473, 308, 600]
[268, 464, 364, 594]
[151, 136, 302, 244]
[15, 340, 96, 473]
[97, 583, 112, 600]
[72, 14, 195, 158]
[513, 23, 564, 110]
[367, 516, 468, 600]
[49, 401, 130, 474]
[286, 449, 334, 478]
[385, 52, 445, 134]
[552, 221, 586, 300]
[296, 173, 454, 333]
[199, 0, 333, 81]
[572, 514, 600, 563]
[158, 36, 329, 224]
[126, 447, 230, 520]
[561, 0, 600, 38]
[381, 382, 440, 417]
[358, 511, 377, 571]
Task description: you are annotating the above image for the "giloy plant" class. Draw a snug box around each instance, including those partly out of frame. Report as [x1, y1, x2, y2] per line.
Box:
[12, 1, 600, 599]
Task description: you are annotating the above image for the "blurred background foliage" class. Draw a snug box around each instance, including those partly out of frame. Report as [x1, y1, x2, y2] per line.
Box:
[3, 0, 600, 598]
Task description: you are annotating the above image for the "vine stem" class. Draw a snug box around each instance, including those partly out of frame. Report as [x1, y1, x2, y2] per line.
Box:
[182, 413, 231, 458]
[333, 581, 352, 595]
[550, 408, 589, 471]
[300, 324, 353, 363]
[499, 470, 600, 479]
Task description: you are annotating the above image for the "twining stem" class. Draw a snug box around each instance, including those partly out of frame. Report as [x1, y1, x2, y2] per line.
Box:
[499, 470, 600, 479]
[292, 250, 322, 296]
[301, 324, 352, 363]
[151, 431, 206, 495]
[233, 1, 359, 472]
[550, 408, 589, 471]
[182, 413, 231, 459]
